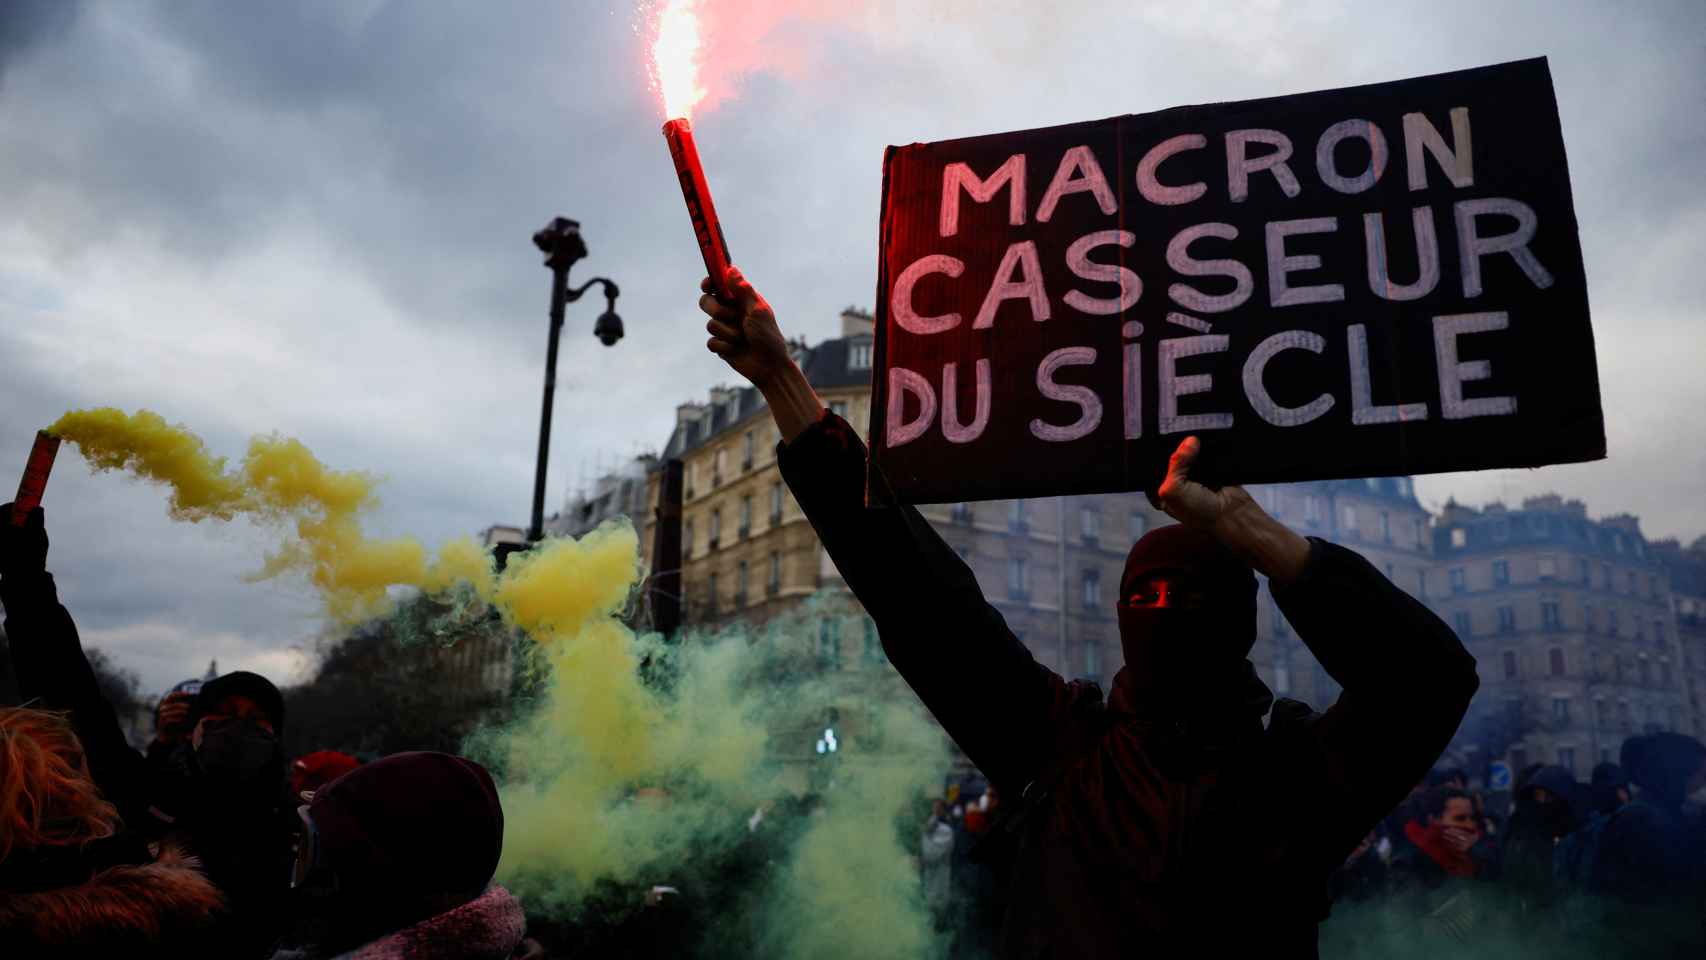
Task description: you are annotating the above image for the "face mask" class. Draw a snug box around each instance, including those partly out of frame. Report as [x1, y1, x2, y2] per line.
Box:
[1117, 604, 1253, 682]
[194, 717, 282, 782]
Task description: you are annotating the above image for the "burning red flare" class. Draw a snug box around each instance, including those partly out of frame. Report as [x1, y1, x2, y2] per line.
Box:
[650, 0, 734, 302]
[11, 431, 60, 525]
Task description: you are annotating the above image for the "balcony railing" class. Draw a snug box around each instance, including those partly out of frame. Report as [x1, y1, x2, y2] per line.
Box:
[770, 509, 783, 526]
[738, 525, 750, 541]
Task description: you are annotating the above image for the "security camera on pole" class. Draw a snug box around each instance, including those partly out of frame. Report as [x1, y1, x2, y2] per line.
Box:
[522, 217, 626, 553]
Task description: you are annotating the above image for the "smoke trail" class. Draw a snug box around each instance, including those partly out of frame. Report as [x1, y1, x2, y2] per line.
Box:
[51, 407, 955, 956]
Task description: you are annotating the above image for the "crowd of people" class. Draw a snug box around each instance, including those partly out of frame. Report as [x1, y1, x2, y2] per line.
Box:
[1, 266, 1703, 957]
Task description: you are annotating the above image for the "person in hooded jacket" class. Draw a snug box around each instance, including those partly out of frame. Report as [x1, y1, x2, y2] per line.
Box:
[0, 705, 226, 954]
[274, 751, 531, 960]
[1594, 733, 1706, 904]
[1496, 764, 1582, 912]
[0, 504, 293, 956]
[694, 267, 1479, 959]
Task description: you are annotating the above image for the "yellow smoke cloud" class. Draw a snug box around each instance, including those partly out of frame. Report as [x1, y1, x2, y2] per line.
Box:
[49, 407, 952, 956]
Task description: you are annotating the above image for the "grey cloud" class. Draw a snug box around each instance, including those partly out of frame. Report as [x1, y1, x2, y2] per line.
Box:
[2, 0, 1703, 694]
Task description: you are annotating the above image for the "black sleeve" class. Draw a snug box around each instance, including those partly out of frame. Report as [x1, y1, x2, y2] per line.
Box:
[1273, 539, 1479, 859]
[1, 570, 152, 825]
[776, 412, 1076, 793]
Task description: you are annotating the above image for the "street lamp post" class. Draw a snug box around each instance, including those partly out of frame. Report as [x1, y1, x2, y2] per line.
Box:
[527, 217, 624, 544]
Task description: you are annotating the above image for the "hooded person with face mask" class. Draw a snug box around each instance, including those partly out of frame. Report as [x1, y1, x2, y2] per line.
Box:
[694, 268, 1481, 958]
[0, 505, 293, 957]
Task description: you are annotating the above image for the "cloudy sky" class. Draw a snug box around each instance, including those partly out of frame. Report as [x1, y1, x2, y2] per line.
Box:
[2, 1, 1701, 694]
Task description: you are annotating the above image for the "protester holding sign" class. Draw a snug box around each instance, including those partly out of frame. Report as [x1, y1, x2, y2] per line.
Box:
[697, 266, 1478, 957]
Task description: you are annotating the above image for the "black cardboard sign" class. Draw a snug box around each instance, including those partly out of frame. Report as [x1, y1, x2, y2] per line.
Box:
[869, 58, 1602, 504]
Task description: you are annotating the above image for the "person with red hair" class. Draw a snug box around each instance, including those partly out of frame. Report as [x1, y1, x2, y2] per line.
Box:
[0, 706, 225, 952]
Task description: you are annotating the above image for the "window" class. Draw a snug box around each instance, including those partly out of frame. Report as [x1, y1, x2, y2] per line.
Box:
[1596, 699, 1610, 728]
[1612, 535, 1624, 554]
[742, 430, 755, 469]
[1305, 496, 1322, 525]
[1380, 511, 1391, 542]
[1603, 563, 1613, 590]
[1007, 556, 1029, 598]
[1549, 648, 1565, 677]
[684, 519, 695, 557]
[1080, 505, 1100, 542]
[1660, 660, 1672, 686]
[1413, 518, 1425, 546]
[708, 508, 722, 547]
[1129, 510, 1148, 539]
[1450, 568, 1466, 593]
[736, 560, 749, 605]
[713, 448, 726, 483]
[818, 617, 841, 667]
[1648, 575, 1659, 599]
[1609, 607, 1620, 636]
[770, 481, 784, 523]
[862, 617, 884, 664]
[1451, 527, 1467, 548]
[848, 341, 873, 370]
[1539, 555, 1557, 580]
[708, 572, 719, 613]
[1552, 697, 1570, 723]
[829, 400, 849, 421]
[1638, 657, 1650, 685]
[1558, 747, 1576, 772]
[950, 502, 973, 524]
[1009, 500, 1026, 531]
[1454, 610, 1472, 638]
[1498, 606, 1516, 633]
[1365, 477, 1380, 493]
[1273, 657, 1291, 694]
[1416, 569, 1427, 598]
[1635, 619, 1645, 643]
[1493, 559, 1510, 586]
[1654, 620, 1666, 646]
[1584, 603, 1596, 633]
[1082, 569, 1101, 609]
[1385, 562, 1395, 580]
[768, 551, 781, 594]
[1542, 600, 1561, 631]
[1627, 571, 1637, 594]
[1503, 650, 1518, 679]
[1341, 504, 1358, 534]
[1397, 478, 1412, 497]
[1577, 557, 1590, 582]
[1274, 599, 1291, 637]
[739, 496, 753, 537]
[1084, 637, 1102, 679]
[1618, 701, 1631, 729]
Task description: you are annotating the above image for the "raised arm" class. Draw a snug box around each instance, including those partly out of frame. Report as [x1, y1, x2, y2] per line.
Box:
[699, 270, 1077, 792]
[1, 505, 153, 825]
[1151, 440, 1478, 858]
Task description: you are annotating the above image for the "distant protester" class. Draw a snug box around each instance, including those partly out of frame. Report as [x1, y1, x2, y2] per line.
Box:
[276, 750, 527, 960]
[0, 706, 225, 953]
[1395, 787, 1482, 884]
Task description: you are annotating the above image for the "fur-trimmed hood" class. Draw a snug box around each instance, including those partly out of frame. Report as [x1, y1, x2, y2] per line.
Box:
[0, 843, 226, 951]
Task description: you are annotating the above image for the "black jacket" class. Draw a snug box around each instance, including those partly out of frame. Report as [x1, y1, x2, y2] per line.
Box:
[776, 413, 1479, 959]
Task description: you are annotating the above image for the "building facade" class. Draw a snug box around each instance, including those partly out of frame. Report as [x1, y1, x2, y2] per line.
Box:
[1429, 496, 1686, 778]
[1653, 536, 1706, 741]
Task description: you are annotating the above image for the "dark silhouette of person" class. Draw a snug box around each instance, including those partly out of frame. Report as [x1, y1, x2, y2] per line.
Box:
[1, 505, 291, 957]
[693, 267, 1479, 958]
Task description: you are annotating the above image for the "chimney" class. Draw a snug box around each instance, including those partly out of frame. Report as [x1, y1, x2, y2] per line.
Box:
[708, 386, 738, 420]
[676, 402, 705, 430]
[840, 306, 874, 337]
[1521, 494, 1565, 513]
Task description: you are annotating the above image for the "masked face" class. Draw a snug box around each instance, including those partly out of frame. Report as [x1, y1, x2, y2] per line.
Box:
[1117, 572, 1256, 683]
[193, 716, 282, 784]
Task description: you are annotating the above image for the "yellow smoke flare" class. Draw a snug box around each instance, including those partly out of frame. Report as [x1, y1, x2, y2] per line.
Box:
[49, 406, 952, 955]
